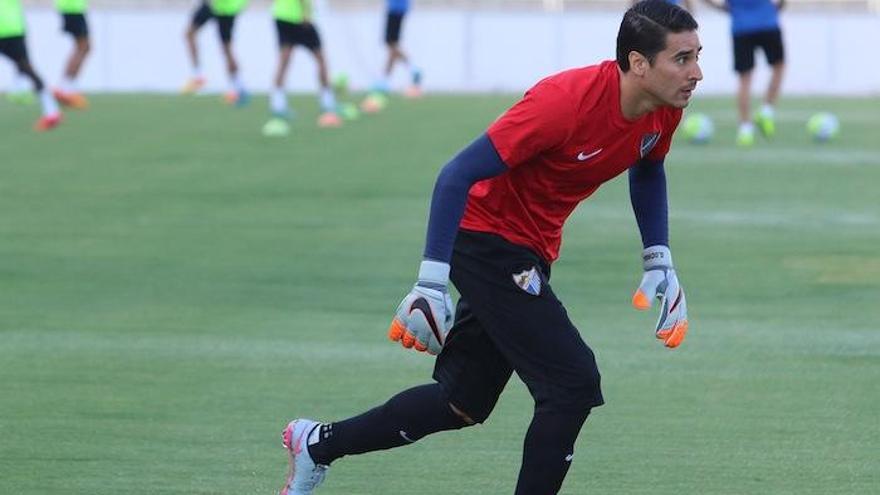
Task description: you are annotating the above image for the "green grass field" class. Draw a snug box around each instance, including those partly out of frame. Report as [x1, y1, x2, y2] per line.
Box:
[1, 93, 878, 494]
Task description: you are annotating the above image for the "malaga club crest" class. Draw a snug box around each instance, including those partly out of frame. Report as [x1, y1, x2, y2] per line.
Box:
[512, 267, 542, 296]
[640, 132, 661, 158]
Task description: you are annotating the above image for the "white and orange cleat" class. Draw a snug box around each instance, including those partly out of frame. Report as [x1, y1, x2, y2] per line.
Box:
[280, 419, 328, 495]
[181, 77, 206, 94]
[52, 89, 88, 110]
[317, 111, 342, 128]
[403, 85, 423, 99]
[34, 112, 62, 132]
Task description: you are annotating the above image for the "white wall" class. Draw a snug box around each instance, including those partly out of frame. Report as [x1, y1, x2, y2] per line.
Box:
[2, 7, 879, 95]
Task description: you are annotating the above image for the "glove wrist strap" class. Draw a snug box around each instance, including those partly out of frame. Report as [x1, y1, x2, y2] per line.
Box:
[642, 245, 673, 270]
[418, 259, 450, 287]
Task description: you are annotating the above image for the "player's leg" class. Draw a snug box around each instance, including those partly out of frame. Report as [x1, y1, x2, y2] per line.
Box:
[278, 300, 502, 494]
[755, 28, 785, 138]
[55, 13, 90, 109]
[216, 15, 247, 106]
[183, 1, 212, 93]
[262, 21, 295, 136]
[302, 23, 341, 127]
[448, 230, 604, 495]
[2, 37, 62, 130]
[732, 32, 756, 146]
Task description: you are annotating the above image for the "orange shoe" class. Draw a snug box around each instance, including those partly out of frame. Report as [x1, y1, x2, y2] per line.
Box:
[34, 113, 62, 132]
[181, 77, 206, 94]
[403, 85, 423, 99]
[317, 112, 342, 128]
[53, 89, 88, 110]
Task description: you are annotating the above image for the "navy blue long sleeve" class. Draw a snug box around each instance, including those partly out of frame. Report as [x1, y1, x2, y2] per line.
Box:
[628, 159, 669, 248]
[423, 133, 508, 263]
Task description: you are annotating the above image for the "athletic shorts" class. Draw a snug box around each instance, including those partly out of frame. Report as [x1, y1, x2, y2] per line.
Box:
[0, 36, 28, 64]
[190, 3, 213, 29]
[215, 15, 236, 43]
[275, 20, 321, 50]
[733, 28, 784, 73]
[385, 11, 405, 44]
[433, 230, 604, 422]
[62, 13, 89, 39]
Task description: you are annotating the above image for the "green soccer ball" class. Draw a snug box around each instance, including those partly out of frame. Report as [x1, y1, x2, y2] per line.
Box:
[262, 117, 290, 137]
[339, 102, 360, 120]
[806, 112, 839, 143]
[681, 113, 714, 144]
[333, 73, 349, 96]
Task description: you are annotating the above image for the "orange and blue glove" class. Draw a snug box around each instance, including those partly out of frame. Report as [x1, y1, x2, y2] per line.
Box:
[388, 260, 454, 355]
[632, 245, 689, 348]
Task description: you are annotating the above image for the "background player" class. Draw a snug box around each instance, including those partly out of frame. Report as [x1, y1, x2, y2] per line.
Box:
[703, 0, 786, 146]
[54, 0, 90, 109]
[265, 0, 341, 132]
[378, 0, 421, 97]
[0, 0, 62, 130]
[182, 0, 249, 105]
[275, 1, 698, 494]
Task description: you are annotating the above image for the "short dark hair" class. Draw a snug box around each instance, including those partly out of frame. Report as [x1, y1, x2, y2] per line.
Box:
[616, 0, 698, 72]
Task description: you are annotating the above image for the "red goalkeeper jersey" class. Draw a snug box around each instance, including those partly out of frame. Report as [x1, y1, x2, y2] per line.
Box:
[460, 60, 682, 262]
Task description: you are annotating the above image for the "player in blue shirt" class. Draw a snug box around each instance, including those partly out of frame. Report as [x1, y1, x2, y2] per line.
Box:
[703, 0, 786, 146]
[377, 0, 421, 96]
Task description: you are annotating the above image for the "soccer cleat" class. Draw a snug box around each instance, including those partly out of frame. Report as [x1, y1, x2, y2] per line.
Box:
[754, 112, 776, 138]
[34, 113, 62, 132]
[736, 127, 755, 147]
[223, 90, 249, 106]
[317, 111, 342, 128]
[280, 419, 328, 495]
[403, 85, 423, 99]
[181, 77, 206, 94]
[52, 89, 88, 110]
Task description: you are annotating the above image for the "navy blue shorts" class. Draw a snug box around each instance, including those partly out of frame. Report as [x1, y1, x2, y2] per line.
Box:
[190, 2, 213, 29]
[385, 12, 405, 44]
[275, 20, 321, 50]
[433, 230, 604, 422]
[0, 36, 28, 63]
[733, 28, 784, 73]
[215, 15, 236, 43]
[62, 13, 89, 39]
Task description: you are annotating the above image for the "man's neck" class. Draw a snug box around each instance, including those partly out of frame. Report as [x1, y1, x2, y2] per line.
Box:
[618, 68, 659, 121]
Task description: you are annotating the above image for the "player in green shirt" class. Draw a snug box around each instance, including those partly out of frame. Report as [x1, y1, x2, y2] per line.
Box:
[182, 0, 249, 106]
[263, 0, 341, 133]
[53, 0, 91, 109]
[1, 0, 62, 130]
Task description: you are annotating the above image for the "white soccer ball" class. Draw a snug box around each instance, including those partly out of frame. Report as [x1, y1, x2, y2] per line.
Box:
[807, 112, 840, 143]
[681, 113, 714, 144]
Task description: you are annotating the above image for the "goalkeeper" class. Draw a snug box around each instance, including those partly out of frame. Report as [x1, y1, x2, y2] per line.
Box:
[277, 1, 698, 493]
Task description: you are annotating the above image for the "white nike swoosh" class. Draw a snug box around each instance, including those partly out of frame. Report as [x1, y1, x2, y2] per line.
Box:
[577, 148, 602, 161]
[399, 430, 416, 443]
[565, 454, 574, 462]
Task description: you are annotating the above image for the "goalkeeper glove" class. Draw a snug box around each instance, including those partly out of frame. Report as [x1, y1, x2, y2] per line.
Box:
[632, 245, 689, 348]
[388, 260, 454, 355]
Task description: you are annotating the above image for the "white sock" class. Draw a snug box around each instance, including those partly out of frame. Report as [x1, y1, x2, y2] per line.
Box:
[760, 103, 774, 118]
[270, 87, 287, 115]
[39, 89, 59, 116]
[59, 76, 76, 93]
[230, 74, 245, 93]
[738, 122, 754, 134]
[319, 87, 336, 112]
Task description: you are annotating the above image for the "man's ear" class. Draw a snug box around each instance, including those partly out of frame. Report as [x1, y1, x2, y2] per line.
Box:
[628, 51, 649, 76]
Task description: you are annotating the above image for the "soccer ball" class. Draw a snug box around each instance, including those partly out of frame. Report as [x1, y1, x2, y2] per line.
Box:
[806, 112, 839, 143]
[339, 102, 360, 121]
[681, 113, 714, 144]
[262, 117, 290, 137]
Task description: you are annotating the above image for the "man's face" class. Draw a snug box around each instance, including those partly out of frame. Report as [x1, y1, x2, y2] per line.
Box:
[644, 30, 703, 108]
